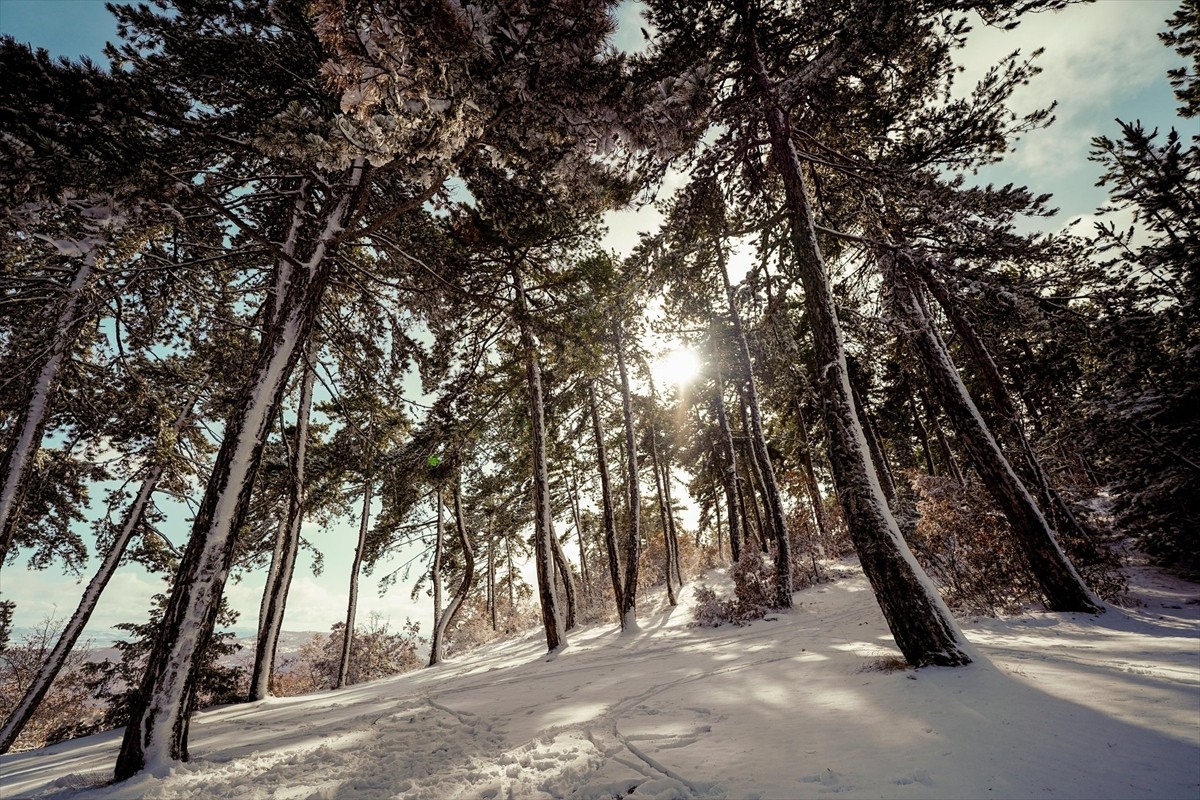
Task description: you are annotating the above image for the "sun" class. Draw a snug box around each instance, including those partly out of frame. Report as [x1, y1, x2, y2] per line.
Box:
[655, 347, 703, 387]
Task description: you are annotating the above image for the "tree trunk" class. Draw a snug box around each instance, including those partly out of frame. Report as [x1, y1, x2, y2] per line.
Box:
[719, 246, 792, 604]
[249, 350, 316, 702]
[549, 523, 578, 630]
[908, 389, 937, 476]
[793, 400, 833, 549]
[734, 8, 971, 666]
[0, 258, 94, 565]
[0, 398, 193, 754]
[513, 265, 565, 652]
[890, 263, 1101, 613]
[427, 489, 445, 667]
[589, 381, 625, 619]
[711, 358, 744, 563]
[430, 476, 476, 661]
[340, 473, 374, 686]
[647, 424, 678, 605]
[114, 163, 363, 782]
[613, 322, 641, 632]
[568, 473, 592, 594]
[849, 372, 898, 511]
[487, 531, 497, 632]
[659, 440, 683, 588]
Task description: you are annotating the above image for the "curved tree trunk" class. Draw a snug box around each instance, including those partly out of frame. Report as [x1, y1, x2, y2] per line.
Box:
[513, 265, 565, 652]
[0, 258, 94, 566]
[430, 477, 476, 662]
[890, 263, 1101, 613]
[734, 6, 971, 667]
[0, 398, 194, 754]
[589, 381, 625, 619]
[549, 524, 578, 630]
[249, 351, 316, 701]
[114, 163, 364, 782]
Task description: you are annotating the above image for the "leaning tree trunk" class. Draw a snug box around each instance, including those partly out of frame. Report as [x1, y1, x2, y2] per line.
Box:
[890, 262, 1101, 613]
[114, 163, 363, 782]
[549, 524, 578, 630]
[0, 257, 95, 566]
[249, 351, 316, 701]
[793, 399, 833, 551]
[735, 7, 971, 667]
[848, 373, 898, 511]
[588, 381, 625, 620]
[430, 477, 476, 663]
[0, 398, 194, 754]
[513, 265, 565, 652]
[340, 473, 374, 686]
[657, 430, 683, 589]
[916, 262, 1097, 550]
[613, 322, 641, 632]
[427, 488, 446, 667]
[719, 243, 793, 605]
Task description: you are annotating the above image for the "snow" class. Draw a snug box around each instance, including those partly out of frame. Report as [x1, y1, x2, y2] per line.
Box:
[3, 559, 1197, 800]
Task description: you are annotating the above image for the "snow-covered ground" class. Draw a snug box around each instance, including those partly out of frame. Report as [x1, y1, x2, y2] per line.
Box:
[2, 559, 1197, 800]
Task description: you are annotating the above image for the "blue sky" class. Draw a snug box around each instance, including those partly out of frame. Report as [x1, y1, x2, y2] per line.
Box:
[0, 0, 1189, 643]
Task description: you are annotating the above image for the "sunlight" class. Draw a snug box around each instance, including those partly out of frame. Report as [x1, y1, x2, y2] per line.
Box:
[655, 347, 703, 387]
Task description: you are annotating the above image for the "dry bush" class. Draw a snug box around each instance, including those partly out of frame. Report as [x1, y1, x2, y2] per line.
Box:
[691, 551, 777, 627]
[0, 617, 102, 752]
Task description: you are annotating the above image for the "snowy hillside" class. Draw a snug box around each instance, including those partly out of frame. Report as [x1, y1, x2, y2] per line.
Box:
[2, 559, 1197, 800]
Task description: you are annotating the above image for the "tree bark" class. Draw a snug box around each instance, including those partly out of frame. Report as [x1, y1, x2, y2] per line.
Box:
[549, 523, 578, 630]
[114, 163, 364, 782]
[340, 471, 374, 686]
[589, 381, 625, 619]
[849, 372, 898, 511]
[793, 400, 833, 550]
[487, 530, 497, 632]
[567, 473, 592, 594]
[427, 488, 445, 667]
[249, 349, 316, 702]
[430, 476, 476, 661]
[712, 367, 744, 563]
[613, 322, 641, 631]
[734, 6, 971, 666]
[0, 258, 94, 565]
[647, 423, 678, 605]
[513, 265, 565, 652]
[890, 263, 1101, 613]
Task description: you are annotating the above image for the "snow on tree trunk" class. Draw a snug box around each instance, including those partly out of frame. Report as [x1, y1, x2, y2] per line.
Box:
[890, 263, 1101, 613]
[428, 488, 445, 667]
[793, 400, 833, 549]
[513, 266, 565, 653]
[249, 352, 316, 702]
[613, 323, 641, 633]
[0, 257, 94, 566]
[661, 451, 683, 588]
[487, 531, 497, 632]
[589, 381, 625, 619]
[114, 166, 362, 781]
[849, 375, 898, 511]
[0, 397, 194, 753]
[549, 522, 578, 631]
[735, 13, 971, 667]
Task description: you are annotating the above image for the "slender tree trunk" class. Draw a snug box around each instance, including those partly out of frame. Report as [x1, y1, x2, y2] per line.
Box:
[712, 359, 744, 563]
[890, 263, 1101, 613]
[793, 400, 833, 549]
[714, 496, 725, 562]
[613, 322, 641, 631]
[0, 258, 95, 565]
[659, 442, 683, 588]
[427, 489, 445, 667]
[115, 162, 365, 782]
[734, 9, 971, 666]
[430, 476, 476, 662]
[249, 350, 316, 701]
[568, 473, 592, 594]
[921, 386, 964, 483]
[506, 535, 515, 627]
[512, 265, 565, 652]
[487, 530, 497, 632]
[849, 374, 898, 510]
[340, 473, 374, 687]
[719, 246, 792, 604]
[0, 398, 194, 754]
[909, 389, 937, 476]
[647, 425, 678, 605]
[589, 381, 625, 618]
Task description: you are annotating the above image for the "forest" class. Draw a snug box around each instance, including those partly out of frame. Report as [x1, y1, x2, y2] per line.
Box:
[0, 0, 1196, 789]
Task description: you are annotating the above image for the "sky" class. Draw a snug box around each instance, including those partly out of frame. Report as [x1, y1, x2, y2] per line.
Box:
[0, 0, 1189, 644]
